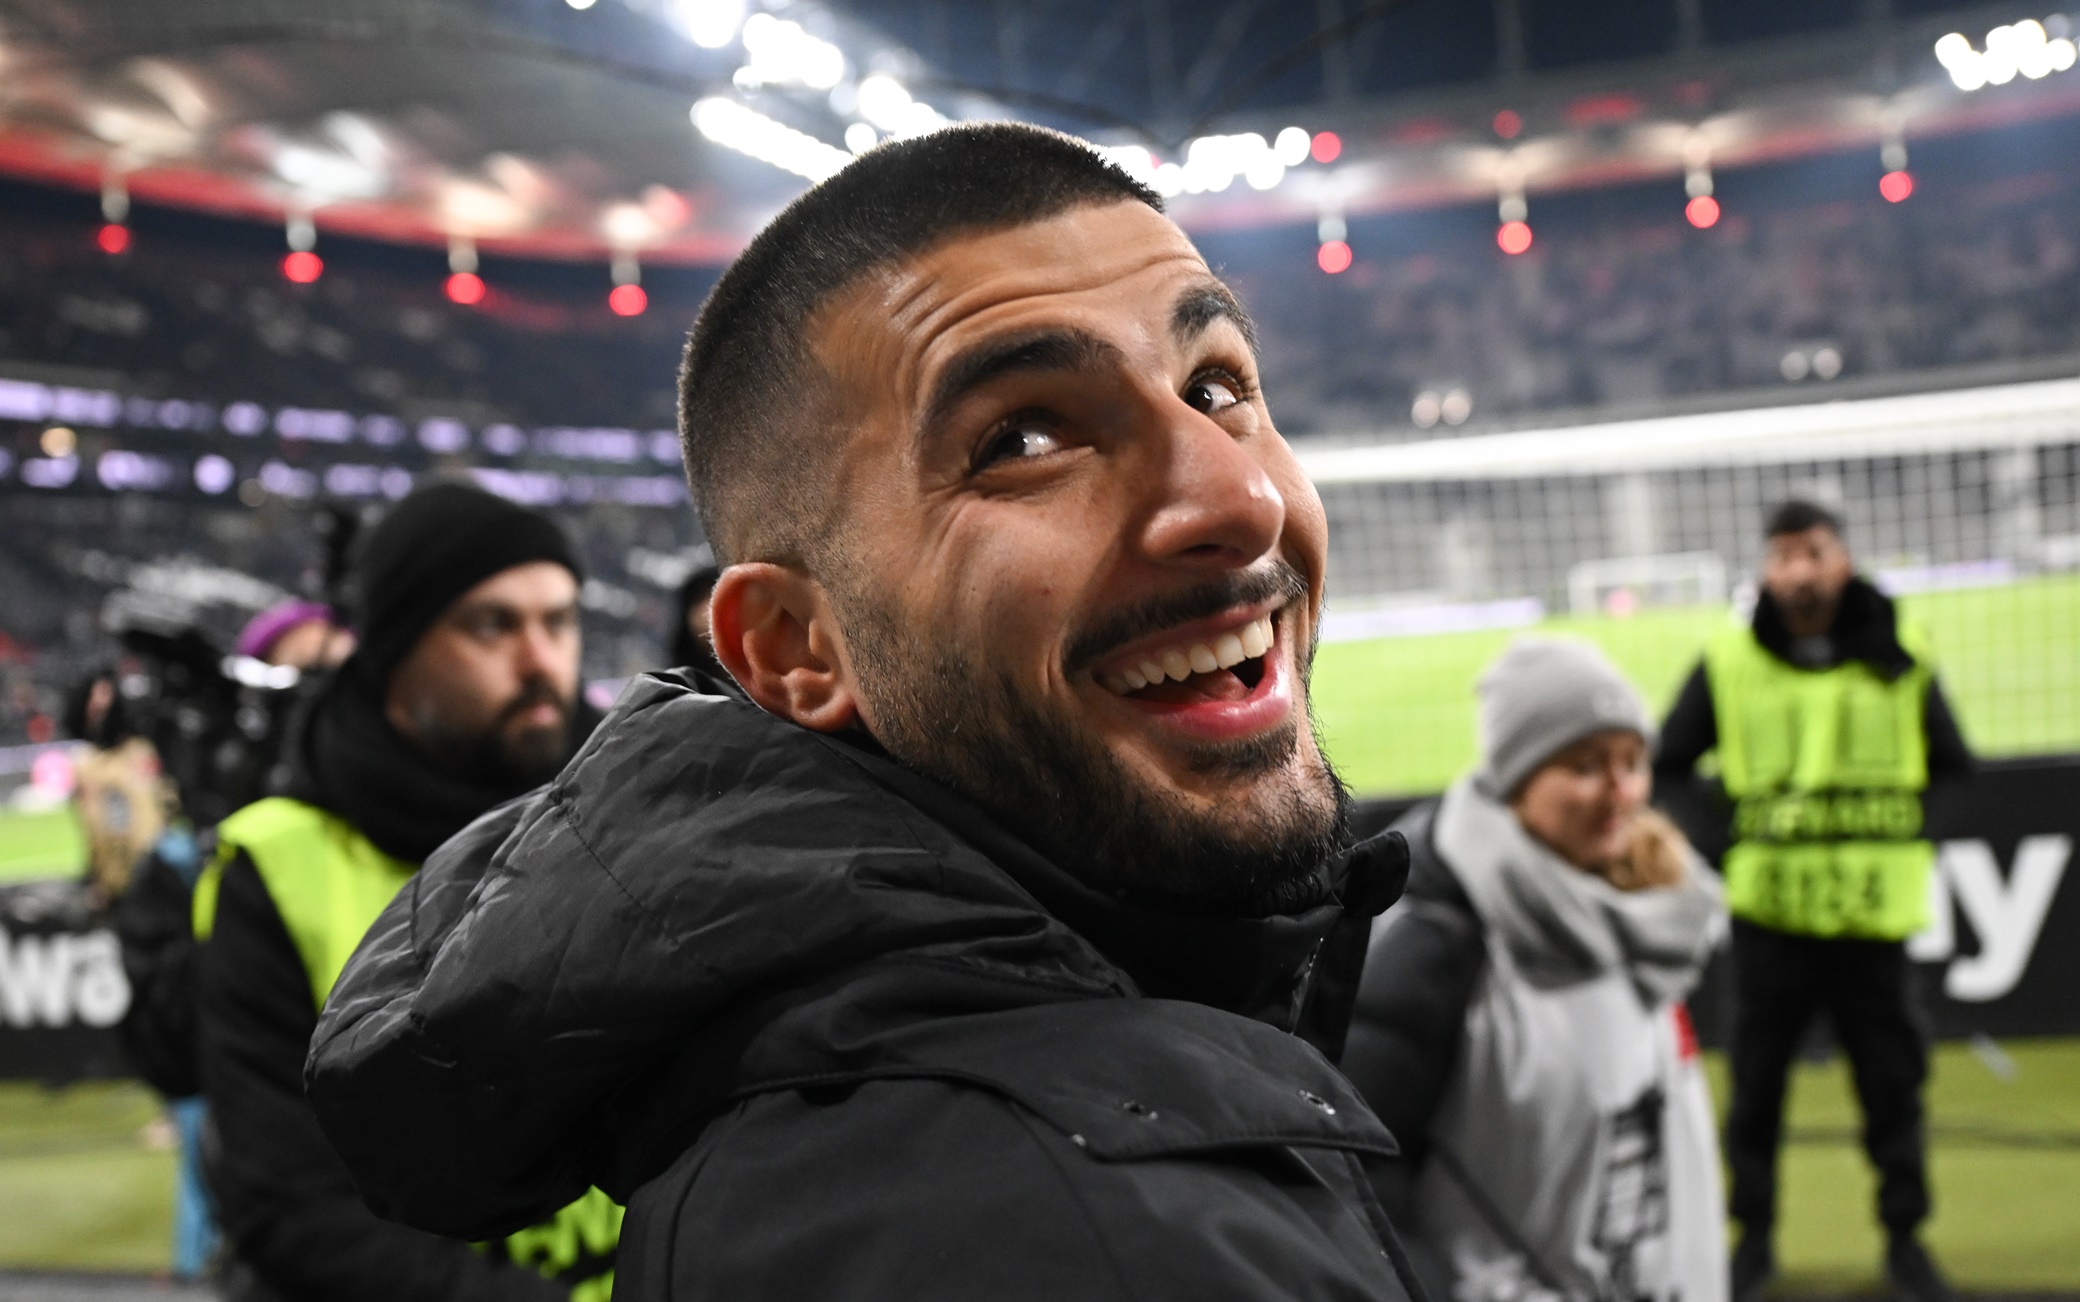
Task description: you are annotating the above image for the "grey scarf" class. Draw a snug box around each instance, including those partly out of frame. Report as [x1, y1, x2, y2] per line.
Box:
[1434, 777, 1724, 1006]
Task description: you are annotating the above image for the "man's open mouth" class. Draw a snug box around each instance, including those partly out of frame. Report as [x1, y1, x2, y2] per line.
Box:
[1097, 611, 1276, 703]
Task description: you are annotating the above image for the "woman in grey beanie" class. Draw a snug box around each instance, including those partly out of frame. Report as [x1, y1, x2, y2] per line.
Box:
[1342, 636, 1728, 1302]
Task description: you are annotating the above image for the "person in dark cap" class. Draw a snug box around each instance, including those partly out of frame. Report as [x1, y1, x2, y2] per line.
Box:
[191, 480, 620, 1302]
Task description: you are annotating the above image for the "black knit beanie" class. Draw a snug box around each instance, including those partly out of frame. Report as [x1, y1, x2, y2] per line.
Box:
[351, 482, 583, 689]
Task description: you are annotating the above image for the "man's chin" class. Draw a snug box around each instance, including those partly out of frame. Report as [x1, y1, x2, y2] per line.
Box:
[495, 722, 570, 787]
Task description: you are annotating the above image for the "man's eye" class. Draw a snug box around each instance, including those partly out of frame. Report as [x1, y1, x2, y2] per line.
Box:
[1184, 374, 1243, 415]
[973, 420, 1064, 471]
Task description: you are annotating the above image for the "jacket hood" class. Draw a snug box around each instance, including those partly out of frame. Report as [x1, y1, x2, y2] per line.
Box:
[282, 660, 601, 864]
[307, 670, 1404, 1235]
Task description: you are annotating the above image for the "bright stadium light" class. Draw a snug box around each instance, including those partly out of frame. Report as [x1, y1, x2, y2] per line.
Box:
[739, 14, 845, 90]
[1181, 133, 1281, 194]
[845, 122, 878, 155]
[1273, 126, 1312, 167]
[669, 0, 746, 49]
[855, 75, 945, 137]
[693, 97, 852, 181]
[1939, 18, 2079, 89]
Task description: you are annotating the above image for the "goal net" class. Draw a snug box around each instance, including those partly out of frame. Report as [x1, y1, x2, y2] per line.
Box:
[1300, 376, 2080, 795]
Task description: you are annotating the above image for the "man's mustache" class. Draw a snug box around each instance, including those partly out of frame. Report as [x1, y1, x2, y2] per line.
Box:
[1063, 560, 1308, 678]
[496, 678, 570, 730]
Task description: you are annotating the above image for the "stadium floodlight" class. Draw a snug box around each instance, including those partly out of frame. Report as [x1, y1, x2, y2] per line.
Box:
[693, 97, 852, 181]
[739, 14, 845, 90]
[668, 0, 746, 49]
[1943, 18, 2077, 88]
[1182, 133, 1279, 194]
[1274, 127, 1312, 167]
[855, 75, 945, 138]
[565, 0, 596, 9]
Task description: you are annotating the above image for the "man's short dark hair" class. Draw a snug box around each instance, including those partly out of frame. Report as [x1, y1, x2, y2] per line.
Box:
[1765, 499, 1845, 540]
[677, 123, 1161, 566]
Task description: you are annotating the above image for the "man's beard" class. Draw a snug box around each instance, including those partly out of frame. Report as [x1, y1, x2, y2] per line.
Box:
[835, 570, 1350, 918]
[1777, 583, 1838, 633]
[409, 678, 572, 790]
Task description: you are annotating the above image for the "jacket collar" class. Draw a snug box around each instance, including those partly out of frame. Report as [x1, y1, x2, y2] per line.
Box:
[1751, 574, 1914, 680]
[822, 714, 1408, 1037]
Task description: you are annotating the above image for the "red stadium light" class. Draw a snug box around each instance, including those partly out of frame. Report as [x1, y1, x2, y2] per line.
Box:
[445, 271, 486, 305]
[1880, 170, 1914, 203]
[608, 283, 648, 316]
[1497, 219, 1533, 255]
[1492, 109, 1522, 140]
[96, 223, 131, 255]
[281, 250, 324, 284]
[1316, 240, 1353, 274]
[1310, 131, 1342, 164]
[1685, 195, 1721, 229]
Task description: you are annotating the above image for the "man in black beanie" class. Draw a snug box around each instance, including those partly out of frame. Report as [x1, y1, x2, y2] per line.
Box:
[191, 481, 619, 1302]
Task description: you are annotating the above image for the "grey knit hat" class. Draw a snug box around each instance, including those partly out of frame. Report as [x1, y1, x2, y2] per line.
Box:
[1475, 637, 1657, 797]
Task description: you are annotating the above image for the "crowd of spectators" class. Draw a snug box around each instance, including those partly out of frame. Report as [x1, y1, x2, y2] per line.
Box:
[1219, 161, 2080, 433]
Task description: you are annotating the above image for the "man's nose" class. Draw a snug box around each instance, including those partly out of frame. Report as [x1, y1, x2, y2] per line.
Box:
[512, 619, 559, 679]
[1136, 403, 1285, 568]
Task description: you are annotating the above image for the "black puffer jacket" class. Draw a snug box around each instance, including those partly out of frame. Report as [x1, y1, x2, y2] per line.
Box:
[307, 672, 1421, 1301]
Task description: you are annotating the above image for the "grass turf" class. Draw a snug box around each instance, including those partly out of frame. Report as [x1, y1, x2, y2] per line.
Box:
[0, 1043, 2075, 1285]
[1704, 1037, 2080, 1291]
[0, 807, 85, 884]
[1313, 573, 2080, 796]
[0, 1082, 173, 1273]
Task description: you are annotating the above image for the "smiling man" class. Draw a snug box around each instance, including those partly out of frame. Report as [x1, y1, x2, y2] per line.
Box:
[307, 125, 1415, 1302]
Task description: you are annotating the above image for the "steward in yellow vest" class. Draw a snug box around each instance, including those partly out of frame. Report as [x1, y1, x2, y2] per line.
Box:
[1702, 615, 1936, 941]
[191, 483, 617, 1302]
[1653, 501, 1973, 1302]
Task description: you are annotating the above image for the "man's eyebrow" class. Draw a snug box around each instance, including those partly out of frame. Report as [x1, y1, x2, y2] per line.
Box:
[1170, 280, 1258, 356]
[922, 328, 1125, 435]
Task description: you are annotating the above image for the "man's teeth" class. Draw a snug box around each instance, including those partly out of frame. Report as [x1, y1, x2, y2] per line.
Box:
[1102, 614, 1276, 695]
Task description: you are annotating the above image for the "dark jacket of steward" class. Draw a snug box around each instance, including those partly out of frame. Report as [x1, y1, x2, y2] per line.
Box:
[306, 670, 1423, 1302]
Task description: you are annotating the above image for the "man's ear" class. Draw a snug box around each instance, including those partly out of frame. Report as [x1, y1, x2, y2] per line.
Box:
[709, 563, 860, 731]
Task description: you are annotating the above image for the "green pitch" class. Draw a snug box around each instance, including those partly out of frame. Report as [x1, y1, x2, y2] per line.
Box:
[1313, 573, 2080, 796]
[0, 806, 85, 884]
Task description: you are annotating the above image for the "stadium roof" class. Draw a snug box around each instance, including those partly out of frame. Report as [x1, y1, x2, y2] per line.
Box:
[0, 0, 2073, 264]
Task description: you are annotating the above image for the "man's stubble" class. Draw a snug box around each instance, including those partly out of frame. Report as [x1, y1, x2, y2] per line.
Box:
[833, 582, 1350, 917]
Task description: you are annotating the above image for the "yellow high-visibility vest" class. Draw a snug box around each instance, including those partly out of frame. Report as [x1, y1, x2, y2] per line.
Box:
[196, 797, 621, 1294]
[1704, 622, 1936, 940]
